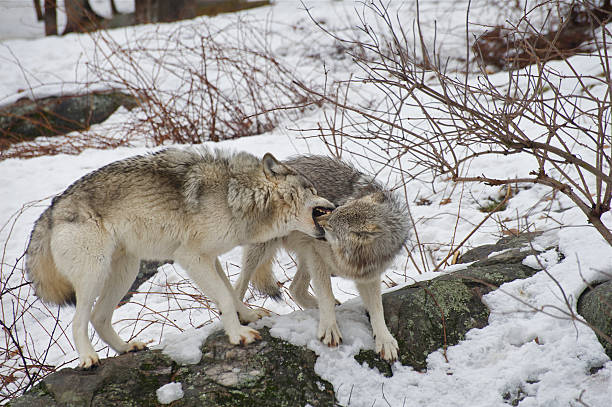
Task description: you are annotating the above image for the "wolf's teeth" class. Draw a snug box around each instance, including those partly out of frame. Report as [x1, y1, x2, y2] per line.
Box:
[313, 206, 333, 218]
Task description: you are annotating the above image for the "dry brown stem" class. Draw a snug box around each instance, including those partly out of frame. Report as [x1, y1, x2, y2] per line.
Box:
[300, 0, 612, 246]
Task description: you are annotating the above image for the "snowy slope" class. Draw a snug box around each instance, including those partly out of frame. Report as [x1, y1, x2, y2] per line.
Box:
[1, 1, 611, 406]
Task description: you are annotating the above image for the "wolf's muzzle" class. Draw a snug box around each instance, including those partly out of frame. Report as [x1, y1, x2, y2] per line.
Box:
[312, 207, 333, 239]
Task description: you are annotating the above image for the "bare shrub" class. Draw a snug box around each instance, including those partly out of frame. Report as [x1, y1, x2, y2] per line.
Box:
[2, 16, 320, 160]
[296, 0, 612, 247]
[88, 17, 320, 146]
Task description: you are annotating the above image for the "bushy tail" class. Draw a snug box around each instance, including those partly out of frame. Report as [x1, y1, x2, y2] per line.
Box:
[243, 241, 282, 301]
[251, 259, 282, 301]
[25, 210, 76, 306]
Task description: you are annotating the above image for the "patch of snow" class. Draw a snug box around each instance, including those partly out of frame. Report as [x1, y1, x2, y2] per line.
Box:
[487, 248, 514, 258]
[156, 382, 184, 405]
[159, 325, 218, 365]
[522, 249, 560, 271]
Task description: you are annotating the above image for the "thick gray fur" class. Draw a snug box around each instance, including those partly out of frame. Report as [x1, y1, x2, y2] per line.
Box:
[235, 155, 411, 361]
[25, 147, 334, 368]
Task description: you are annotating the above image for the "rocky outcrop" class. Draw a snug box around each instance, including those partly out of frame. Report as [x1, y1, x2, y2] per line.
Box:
[0, 91, 137, 147]
[9, 234, 611, 405]
[8, 329, 336, 407]
[355, 233, 542, 375]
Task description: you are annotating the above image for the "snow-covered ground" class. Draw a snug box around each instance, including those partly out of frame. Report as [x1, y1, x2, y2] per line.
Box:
[1, 1, 611, 406]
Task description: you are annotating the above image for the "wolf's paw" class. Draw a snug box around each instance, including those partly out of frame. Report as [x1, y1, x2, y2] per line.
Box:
[375, 333, 399, 362]
[238, 307, 270, 324]
[228, 326, 262, 346]
[78, 353, 100, 370]
[126, 341, 148, 353]
[318, 322, 343, 347]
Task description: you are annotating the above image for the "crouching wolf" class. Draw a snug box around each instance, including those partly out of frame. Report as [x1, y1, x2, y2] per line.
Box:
[26, 148, 334, 368]
[235, 156, 411, 361]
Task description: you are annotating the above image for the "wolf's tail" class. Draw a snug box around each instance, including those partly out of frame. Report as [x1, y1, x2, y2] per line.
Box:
[251, 259, 282, 301]
[25, 210, 76, 306]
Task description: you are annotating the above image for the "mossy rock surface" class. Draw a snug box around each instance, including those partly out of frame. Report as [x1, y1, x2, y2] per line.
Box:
[174, 329, 336, 407]
[356, 233, 541, 373]
[8, 328, 336, 407]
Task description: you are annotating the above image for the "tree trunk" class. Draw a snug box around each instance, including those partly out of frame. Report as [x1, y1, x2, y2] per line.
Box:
[33, 0, 43, 21]
[43, 0, 57, 36]
[63, 0, 103, 35]
[135, 0, 156, 24]
[158, 0, 196, 22]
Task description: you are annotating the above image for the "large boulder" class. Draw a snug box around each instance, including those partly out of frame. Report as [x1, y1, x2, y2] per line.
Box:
[355, 233, 542, 374]
[0, 91, 137, 147]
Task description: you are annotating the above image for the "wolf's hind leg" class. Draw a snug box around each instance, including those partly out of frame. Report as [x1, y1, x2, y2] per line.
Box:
[177, 251, 261, 346]
[289, 263, 318, 309]
[91, 250, 146, 355]
[356, 280, 398, 362]
[51, 223, 110, 369]
[214, 258, 269, 324]
[72, 283, 101, 369]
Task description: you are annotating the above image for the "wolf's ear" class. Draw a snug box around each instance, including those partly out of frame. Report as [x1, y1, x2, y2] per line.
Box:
[263, 153, 296, 179]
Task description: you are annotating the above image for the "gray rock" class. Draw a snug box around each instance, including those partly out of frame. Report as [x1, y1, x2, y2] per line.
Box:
[578, 280, 612, 359]
[456, 232, 542, 264]
[0, 91, 137, 147]
[8, 328, 336, 407]
[120, 260, 172, 305]
[356, 233, 541, 374]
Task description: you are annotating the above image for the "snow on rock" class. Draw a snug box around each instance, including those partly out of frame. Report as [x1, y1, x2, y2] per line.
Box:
[156, 382, 184, 405]
[160, 325, 219, 365]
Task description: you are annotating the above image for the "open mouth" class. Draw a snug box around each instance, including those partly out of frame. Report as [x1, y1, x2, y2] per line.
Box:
[313, 206, 333, 218]
[312, 206, 334, 240]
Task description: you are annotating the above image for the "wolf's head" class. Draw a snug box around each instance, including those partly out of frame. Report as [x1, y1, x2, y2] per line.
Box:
[314, 191, 411, 276]
[260, 153, 335, 240]
[227, 152, 334, 241]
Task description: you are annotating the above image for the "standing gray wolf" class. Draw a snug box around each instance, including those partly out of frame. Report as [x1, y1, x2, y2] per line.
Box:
[235, 155, 411, 361]
[26, 148, 334, 369]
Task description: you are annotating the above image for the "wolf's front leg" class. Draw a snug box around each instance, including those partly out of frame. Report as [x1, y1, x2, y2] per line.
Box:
[177, 251, 261, 346]
[309, 258, 343, 347]
[356, 280, 398, 362]
[214, 258, 269, 324]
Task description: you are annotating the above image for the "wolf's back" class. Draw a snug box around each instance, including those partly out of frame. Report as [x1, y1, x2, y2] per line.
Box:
[284, 155, 379, 205]
[26, 208, 76, 306]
